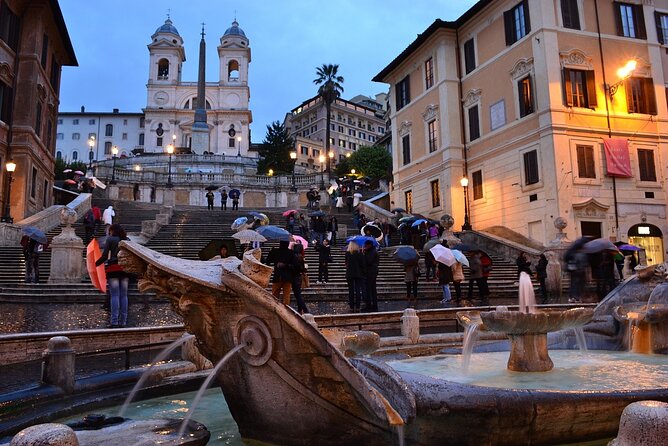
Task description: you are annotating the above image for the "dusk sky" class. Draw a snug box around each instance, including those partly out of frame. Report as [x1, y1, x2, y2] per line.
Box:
[58, 0, 478, 142]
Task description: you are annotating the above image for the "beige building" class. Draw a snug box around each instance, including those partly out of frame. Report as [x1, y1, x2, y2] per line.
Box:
[374, 0, 668, 264]
[283, 94, 386, 172]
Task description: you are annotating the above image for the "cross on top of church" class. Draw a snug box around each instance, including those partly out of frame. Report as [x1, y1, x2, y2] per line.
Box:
[201, 23, 205, 39]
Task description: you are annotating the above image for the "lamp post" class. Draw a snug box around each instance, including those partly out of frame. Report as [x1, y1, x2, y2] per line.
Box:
[290, 150, 297, 191]
[166, 143, 174, 188]
[87, 136, 95, 175]
[607, 59, 637, 99]
[319, 154, 326, 190]
[1, 159, 16, 223]
[268, 168, 274, 176]
[237, 135, 242, 157]
[109, 146, 118, 184]
[460, 176, 472, 231]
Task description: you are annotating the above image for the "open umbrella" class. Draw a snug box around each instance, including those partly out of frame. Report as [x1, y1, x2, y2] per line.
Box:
[423, 239, 441, 253]
[256, 225, 291, 241]
[391, 208, 406, 213]
[451, 243, 481, 253]
[411, 218, 428, 227]
[565, 236, 594, 259]
[231, 216, 248, 230]
[74, 170, 85, 176]
[282, 209, 299, 217]
[309, 210, 327, 217]
[430, 244, 456, 266]
[346, 235, 379, 248]
[64, 179, 77, 185]
[231, 230, 267, 244]
[289, 235, 309, 250]
[198, 239, 240, 260]
[205, 185, 219, 191]
[451, 249, 470, 267]
[62, 169, 72, 173]
[361, 224, 382, 238]
[248, 211, 270, 224]
[21, 226, 48, 244]
[86, 239, 106, 293]
[617, 243, 642, 251]
[392, 245, 420, 265]
[353, 193, 363, 198]
[582, 238, 619, 254]
[229, 189, 241, 199]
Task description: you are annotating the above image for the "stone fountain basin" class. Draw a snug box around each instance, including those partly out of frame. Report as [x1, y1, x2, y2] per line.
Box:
[480, 307, 594, 334]
[613, 303, 668, 323]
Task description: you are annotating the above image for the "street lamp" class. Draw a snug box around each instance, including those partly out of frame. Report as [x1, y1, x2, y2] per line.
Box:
[87, 136, 95, 171]
[237, 135, 242, 157]
[1, 159, 16, 223]
[319, 154, 326, 190]
[134, 164, 142, 172]
[290, 150, 297, 191]
[166, 143, 174, 188]
[345, 152, 351, 158]
[460, 176, 472, 231]
[350, 169, 356, 175]
[268, 168, 274, 176]
[607, 59, 637, 98]
[109, 145, 118, 184]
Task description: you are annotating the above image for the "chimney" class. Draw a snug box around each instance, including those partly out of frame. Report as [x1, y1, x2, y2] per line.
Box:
[80, 105, 85, 113]
[113, 108, 119, 114]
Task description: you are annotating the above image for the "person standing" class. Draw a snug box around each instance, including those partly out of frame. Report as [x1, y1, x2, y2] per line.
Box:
[336, 194, 344, 213]
[451, 260, 464, 306]
[315, 239, 331, 284]
[567, 250, 588, 303]
[229, 189, 240, 210]
[536, 253, 549, 304]
[205, 190, 215, 210]
[265, 240, 296, 306]
[467, 251, 485, 304]
[91, 205, 102, 234]
[363, 240, 379, 312]
[437, 261, 453, 306]
[102, 206, 115, 234]
[327, 216, 338, 245]
[425, 250, 436, 281]
[382, 222, 392, 248]
[345, 242, 366, 312]
[21, 236, 42, 284]
[405, 263, 420, 308]
[516, 252, 532, 278]
[298, 213, 308, 237]
[291, 243, 309, 314]
[220, 189, 228, 211]
[313, 216, 327, 244]
[96, 224, 130, 328]
[83, 208, 96, 245]
[286, 213, 296, 234]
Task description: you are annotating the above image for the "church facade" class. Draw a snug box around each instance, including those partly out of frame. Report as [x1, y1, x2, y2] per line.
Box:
[143, 18, 252, 156]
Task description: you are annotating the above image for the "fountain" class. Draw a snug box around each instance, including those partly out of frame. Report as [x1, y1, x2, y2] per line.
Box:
[613, 282, 668, 354]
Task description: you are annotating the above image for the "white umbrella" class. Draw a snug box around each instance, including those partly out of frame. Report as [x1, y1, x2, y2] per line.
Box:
[232, 229, 267, 244]
[353, 193, 363, 198]
[92, 177, 107, 190]
[451, 249, 469, 267]
[430, 244, 456, 266]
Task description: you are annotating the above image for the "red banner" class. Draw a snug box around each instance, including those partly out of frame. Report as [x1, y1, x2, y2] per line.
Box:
[603, 138, 632, 178]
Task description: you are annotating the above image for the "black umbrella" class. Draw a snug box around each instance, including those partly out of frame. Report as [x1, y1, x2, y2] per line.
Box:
[229, 189, 241, 199]
[198, 239, 239, 260]
[391, 208, 406, 213]
[205, 185, 220, 191]
[451, 243, 481, 253]
[309, 210, 326, 217]
[392, 245, 420, 265]
[564, 236, 594, 260]
[361, 224, 382, 238]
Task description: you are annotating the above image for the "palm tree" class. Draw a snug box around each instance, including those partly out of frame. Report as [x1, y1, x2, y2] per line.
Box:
[313, 64, 344, 173]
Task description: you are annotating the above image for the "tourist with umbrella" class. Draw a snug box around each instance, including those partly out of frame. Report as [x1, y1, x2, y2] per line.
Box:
[345, 240, 366, 313]
[229, 188, 241, 210]
[21, 227, 47, 284]
[256, 225, 291, 242]
[231, 230, 266, 252]
[95, 224, 130, 328]
[451, 253, 465, 306]
[220, 188, 228, 211]
[362, 239, 380, 311]
[391, 245, 420, 307]
[291, 243, 309, 315]
[231, 216, 249, 231]
[467, 251, 487, 305]
[264, 240, 297, 307]
[315, 238, 331, 284]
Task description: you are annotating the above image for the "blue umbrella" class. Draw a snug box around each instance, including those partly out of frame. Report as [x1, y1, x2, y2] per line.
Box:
[346, 235, 379, 248]
[229, 189, 241, 199]
[618, 244, 642, 251]
[392, 245, 420, 265]
[411, 218, 428, 227]
[231, 216, 248, 230]
[21, 226, 47, 244]
[256, 225, 291, 241]
[309, 210, 327, 217]
[248, 211, 270, 224]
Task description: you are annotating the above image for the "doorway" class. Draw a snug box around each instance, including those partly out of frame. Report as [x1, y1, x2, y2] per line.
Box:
[628, 224, 664, 265]
[580, 221, 602, 239]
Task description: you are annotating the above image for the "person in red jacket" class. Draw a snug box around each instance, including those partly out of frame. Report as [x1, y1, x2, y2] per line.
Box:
[480, 253, 493, 303]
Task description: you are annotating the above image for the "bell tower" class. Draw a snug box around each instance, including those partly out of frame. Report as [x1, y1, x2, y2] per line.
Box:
[147, 18, 185, 86]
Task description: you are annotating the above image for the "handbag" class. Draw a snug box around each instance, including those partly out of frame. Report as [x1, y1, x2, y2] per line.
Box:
[301, 272, 310, 289]
[105, 263, 123, 274]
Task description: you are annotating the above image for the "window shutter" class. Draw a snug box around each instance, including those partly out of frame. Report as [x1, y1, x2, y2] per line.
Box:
[644, 78, 657, 115]
[523, 0, 531, 34]
[625, 79, 636, 113]
[395, 84, 401, 110]
[518, 78, 526, 117]
[655, 12, 665, 44]
[635, 4, 647, 39]
[576, 146, 585, 177]
[504, 9, 514, 45]
[646, 151, 656, 181]
[405, 75, 411, 103]
[585, 70, 597, 109]
[563, 68, 573, 107]
[613, 2, 624, 36]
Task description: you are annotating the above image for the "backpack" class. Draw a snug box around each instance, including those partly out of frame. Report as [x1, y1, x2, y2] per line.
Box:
[84, 210, 95, 226]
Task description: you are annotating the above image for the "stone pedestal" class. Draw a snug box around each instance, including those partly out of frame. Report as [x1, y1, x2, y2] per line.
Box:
[401, 308, 420, 343]
[610, 401, 668, 446]
[439, 214, 461, 246]
[41, 336, 75, 393]
[11, 423, 79, 446]
[49, 208, 84, 284]
[507, 333, 553, 372]
[191, 125, 210, 153]
[545, 250, 563, 301]
[107, 184, 119, 200]
[163, 188, 176, 206]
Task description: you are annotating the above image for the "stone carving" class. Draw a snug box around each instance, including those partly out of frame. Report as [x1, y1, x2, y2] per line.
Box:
[0, 62, 14, 84]
[422, 104, 438, 122]
[60, 207, 78, 227]
[509, 57, 534, 79]
[398, 121, 412, 137]
[572, 198, 609, 219]
[462, 88, 481, 107]
[560, 49, 594, 70]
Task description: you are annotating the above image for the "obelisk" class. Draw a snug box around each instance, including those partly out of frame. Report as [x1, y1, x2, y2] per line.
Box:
[191, 24, 210, 153]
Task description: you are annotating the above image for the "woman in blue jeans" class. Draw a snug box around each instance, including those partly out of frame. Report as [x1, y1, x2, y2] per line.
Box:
[96, 224, 130, 328]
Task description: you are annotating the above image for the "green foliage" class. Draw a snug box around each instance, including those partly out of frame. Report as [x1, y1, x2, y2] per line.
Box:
[256, 121, 295, 175]
[313, 64, 344, 105]
[334, 157, 351, 178]
[348, 145, 392, 180]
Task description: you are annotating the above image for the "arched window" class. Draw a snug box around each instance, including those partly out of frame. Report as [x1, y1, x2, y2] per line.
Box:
[157, 58, 169, 80]
[183, 100, 190, 109]
[56, 150, 62, 159]
[104, 141, 112, 154]
[228, 60, 239, 80]
[72, 150, 78, 160]
[105, 124, 113, 137]
[190, 98, 212, 109]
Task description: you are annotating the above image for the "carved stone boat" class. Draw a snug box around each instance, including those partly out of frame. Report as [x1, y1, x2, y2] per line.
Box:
[119, 241, 668, 446]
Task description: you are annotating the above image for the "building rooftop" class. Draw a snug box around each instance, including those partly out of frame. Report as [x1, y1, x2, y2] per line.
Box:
[154, 18, 180, 36]
[223, 20, 247, 39]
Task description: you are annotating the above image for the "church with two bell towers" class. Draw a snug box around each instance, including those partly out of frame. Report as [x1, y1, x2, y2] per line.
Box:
[143, 18, 252, 156]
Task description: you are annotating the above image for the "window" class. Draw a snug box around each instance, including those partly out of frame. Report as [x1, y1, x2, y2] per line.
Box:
[43, 180, 48, 207]
[0, 80, 11, 124]
[338, 140, 346, 148]
[576, 145, 596, 179]
[464, 39, 476, 74]
[405, 190, 413, 214]
[472, 170, 483, 200]
[430, 179, 440, 208]
[615, 2, 646, 39]
[468, 105, 480, 141]
[123, 119, 128, 125]
[56, 133, 63, 140]
[504, 0, 531, 46]
[139, 117, 145, 128]
[349, 129, 356, 136]
[229, 138, 235, 147]
[227, 60, 239, 81]
[378, 126, 384, 133]
[655, 12, 668, 44]
[105, 124, 113, 136]
[330, 123, 335, 131]
[73, 119, 79, 125]
[41, 34, 49, 69]
[563, 68, 597, 109]
[359, 132, 366, 139]
[46, 120, 52, 149]
[337, 125, 343, 133]
[72, 133, 80, 140]
[50, 60, 60, 91]
[523, 150, 539, 185]
[56, 151, 61, 159]
[0, 2, 20, 52]
[427, 120, 438, 152]
[561, 0, 580, 30]
[122, 133, 128, 140]
[313, 149, 320, 157]
[35, 103, 42, 137]
[72, 151, 78, 160]
[395, 76, 410, 110]
[57, 119, 63, 125]
[424, 57, 434, 89]
[638, 149, 656, 182]
[518, 75, 534, 117]
[301, 146, 308, 155]
[350, 142, 357, 150]
[89, 119, 95, 125]
[625, 77, 657, 115]
[157, 137, 163, 147]
[402, 134, 411, 165]
[30, 167, 37, 199]
[104, 141, 112, 154]
[158, 58, 169, 79]
[138, 133, 144, 146]
[88, 132, 96, 139]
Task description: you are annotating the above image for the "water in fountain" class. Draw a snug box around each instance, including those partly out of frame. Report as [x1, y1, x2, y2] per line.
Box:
[395, 425, 405, 446]
[573, 328, 588, 352]
[461, 322, 480, 372]
[518, 271, 537, 313]
[119, 334, 195, 417]
[177, 344, 245, 441]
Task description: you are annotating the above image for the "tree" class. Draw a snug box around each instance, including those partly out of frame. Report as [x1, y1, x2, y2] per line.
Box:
[348, 145, 392, 180]
[313, 64, 344, 173]
[334, 157, 351, 178]
[256, 121, 295, 175]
